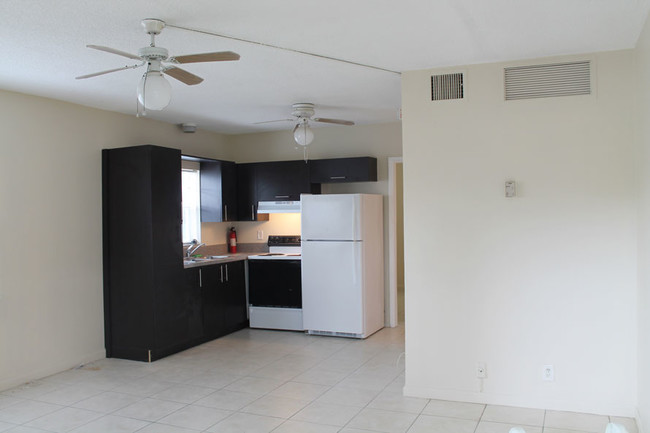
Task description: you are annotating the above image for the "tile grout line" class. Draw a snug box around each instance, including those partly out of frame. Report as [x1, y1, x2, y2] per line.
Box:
[473, 403, 489, 433]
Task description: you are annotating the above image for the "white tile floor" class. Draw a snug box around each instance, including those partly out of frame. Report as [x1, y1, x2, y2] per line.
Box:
[0, 325, 639, 433]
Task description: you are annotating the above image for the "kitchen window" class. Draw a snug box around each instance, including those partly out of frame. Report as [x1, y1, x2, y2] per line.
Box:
[182, 160, 201, 243]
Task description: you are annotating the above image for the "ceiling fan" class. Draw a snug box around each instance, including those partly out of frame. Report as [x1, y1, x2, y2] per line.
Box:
[256, 103, 355, 147]
[76, 18, 240, 111]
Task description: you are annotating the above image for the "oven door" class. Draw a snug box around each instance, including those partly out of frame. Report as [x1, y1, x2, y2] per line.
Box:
[248, 259, 302, 308]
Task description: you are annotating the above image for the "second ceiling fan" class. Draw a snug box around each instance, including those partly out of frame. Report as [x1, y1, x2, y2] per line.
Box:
[257, 103, 355, 147]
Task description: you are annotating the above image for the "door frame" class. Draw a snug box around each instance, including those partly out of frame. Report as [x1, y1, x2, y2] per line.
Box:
[387, 156, 403, 327]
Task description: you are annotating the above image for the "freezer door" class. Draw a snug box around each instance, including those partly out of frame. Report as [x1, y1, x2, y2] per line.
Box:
[301, 194, 362, 241]
[301, 240, 364, 334]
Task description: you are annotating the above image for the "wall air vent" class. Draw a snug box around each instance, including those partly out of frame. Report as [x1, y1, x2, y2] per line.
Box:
[431, 73, 464, 101]
[504, 61, 591, 101]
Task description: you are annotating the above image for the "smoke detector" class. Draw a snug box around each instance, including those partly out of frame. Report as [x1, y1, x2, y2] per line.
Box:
[180, 123, 197, 133]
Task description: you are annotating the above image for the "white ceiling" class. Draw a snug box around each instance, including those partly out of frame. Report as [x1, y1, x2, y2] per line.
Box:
[1, 0, 648, 134]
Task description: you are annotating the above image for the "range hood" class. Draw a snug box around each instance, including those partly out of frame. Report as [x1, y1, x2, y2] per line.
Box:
[257, 200, 301, 214]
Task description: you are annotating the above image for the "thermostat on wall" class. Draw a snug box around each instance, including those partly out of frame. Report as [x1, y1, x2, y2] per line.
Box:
[505, 180, 516, 198]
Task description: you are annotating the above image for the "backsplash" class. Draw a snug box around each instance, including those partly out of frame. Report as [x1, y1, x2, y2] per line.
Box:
[201, 213, 301, 245]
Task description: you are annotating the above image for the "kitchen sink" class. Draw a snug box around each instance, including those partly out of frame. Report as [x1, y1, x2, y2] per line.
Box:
[183, 255, 231, 264]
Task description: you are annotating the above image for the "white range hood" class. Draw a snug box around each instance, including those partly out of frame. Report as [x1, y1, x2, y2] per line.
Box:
[256, 200, 301, 214]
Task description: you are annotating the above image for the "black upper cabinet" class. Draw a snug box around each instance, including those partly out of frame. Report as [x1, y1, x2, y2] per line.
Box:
[309, 157, 378, 183]
[221, 161, 238, 221]
[196, 158, 237, 223]
[103, 145, 188, 362]
[236, 161, 320, 221]
[236, 163, 259, 221]
[255, 160, 318, 201]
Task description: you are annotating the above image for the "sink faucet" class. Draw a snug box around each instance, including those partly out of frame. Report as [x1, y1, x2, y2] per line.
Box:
[185, 239, 206, 257]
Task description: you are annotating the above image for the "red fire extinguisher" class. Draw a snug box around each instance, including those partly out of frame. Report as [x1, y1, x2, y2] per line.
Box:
[229, 227, 237, 253]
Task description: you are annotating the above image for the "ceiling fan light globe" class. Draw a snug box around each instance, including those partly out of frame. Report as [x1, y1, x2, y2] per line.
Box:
[294, 123, 314, 146]
[137, 71, 171, 110]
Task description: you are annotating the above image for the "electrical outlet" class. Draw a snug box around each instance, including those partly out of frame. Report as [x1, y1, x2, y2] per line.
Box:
[543, 365, 554, 382]
[476, 362, 487, 379]
[257, 230, 263, 240]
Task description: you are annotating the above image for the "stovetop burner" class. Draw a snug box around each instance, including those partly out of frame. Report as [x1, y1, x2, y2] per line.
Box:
[248, 235, 302, 260]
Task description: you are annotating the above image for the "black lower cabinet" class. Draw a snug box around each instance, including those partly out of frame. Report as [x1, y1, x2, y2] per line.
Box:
[222, 260, 248, 333]
[185, 261, 248, 344]
[183, 268, 206, 344]
[201, 265, 227, 340]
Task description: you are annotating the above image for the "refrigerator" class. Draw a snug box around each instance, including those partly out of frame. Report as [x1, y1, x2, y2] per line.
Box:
[300, 193, 384, 338]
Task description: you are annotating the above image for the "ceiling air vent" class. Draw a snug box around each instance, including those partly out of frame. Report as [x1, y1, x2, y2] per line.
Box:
[431, 73, 464, 101]
[504, 60, 591, 101]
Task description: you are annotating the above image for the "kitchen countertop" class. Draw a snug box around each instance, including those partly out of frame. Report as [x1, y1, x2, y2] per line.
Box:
[183, 252, 254, 269]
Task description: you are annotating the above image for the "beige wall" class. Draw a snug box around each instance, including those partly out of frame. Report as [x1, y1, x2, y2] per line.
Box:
[0, 90, 231, 390]
[636, 10, 650, 432]
[401, 51, 638, 415]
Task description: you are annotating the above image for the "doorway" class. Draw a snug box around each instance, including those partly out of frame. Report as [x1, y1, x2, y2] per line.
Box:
[388, 157, 404, 326]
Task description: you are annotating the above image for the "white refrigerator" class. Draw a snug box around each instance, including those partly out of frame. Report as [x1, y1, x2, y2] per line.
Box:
[301, 193, 384, 338]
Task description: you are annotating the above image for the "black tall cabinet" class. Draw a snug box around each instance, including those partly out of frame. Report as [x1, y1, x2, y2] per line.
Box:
[102, 145, 191, 362]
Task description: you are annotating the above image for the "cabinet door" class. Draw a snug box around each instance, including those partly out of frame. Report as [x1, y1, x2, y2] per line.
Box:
[309, 157, 378, 183]
[255, 160, 312, 201]
[183, 268, 204, 343]
[151, 147, 187, 357]
[221, 161, 238, 221]
[236, 163, 258, 221]
[222, 261, 248, 333]
[201, 265, 226, 340]
[200, 161, 223, 223]
[200, 160, 238, 222]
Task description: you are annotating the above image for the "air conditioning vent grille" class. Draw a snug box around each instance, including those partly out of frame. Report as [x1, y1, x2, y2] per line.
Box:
[505, 61, 591, 100]
[431, 73, 464, 101]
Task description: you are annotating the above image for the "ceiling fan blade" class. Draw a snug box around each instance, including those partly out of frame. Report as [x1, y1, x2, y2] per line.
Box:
[76, 63, 143, 79]
[253, 119, 294, 125]
[313, 117, 355, 126]
[163, 66, 204, 85]
[87, 45, 141, 60]
[170, 51, 240, 64]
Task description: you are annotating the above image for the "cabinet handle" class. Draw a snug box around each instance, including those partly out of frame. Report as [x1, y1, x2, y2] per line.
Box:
[275, 195, 290, 199]
[225, 264, 229, 282]
[220, 266, 224, 283]
[199, 269, 202, 287]
[251, 204, 255, 221]
[224, 205, 228, 221]
[330, 176, 346, 180]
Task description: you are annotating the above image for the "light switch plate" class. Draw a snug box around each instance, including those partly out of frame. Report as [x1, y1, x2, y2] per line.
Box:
[505, 180, 516, 197]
